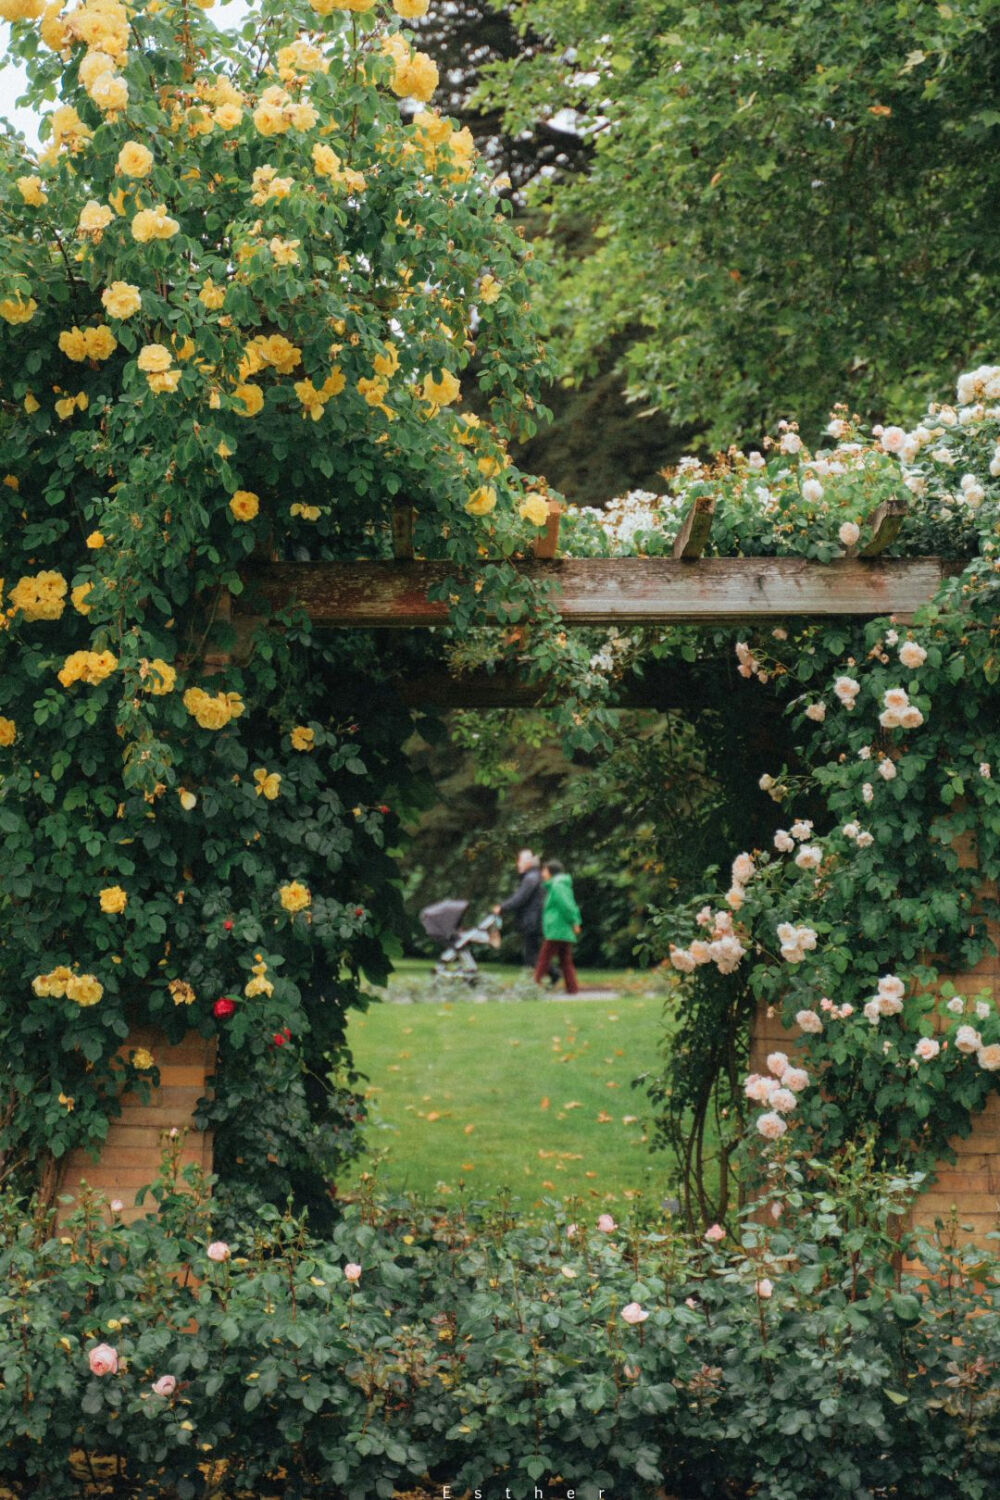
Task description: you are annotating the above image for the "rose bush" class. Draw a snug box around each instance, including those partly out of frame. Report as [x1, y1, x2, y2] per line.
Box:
[1, 1144, 998, 1499]
[0, 0, 557, 1218]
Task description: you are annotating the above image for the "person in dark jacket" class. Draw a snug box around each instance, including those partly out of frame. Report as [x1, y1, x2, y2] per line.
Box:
[533, 859, 582, 994]
[493, 848, 544, 968]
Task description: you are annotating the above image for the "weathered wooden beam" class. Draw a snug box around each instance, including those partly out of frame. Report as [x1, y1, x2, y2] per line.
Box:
[858, 497, 908, 558]
[672, 496, 715, 559]
[241, 556, 957, 628]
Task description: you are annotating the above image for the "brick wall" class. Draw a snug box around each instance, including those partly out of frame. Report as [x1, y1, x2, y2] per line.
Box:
[56, 1027, 215, 1223]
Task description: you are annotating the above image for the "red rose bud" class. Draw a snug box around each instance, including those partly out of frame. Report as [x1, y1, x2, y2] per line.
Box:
[272, 1032, 286, 1047]
[378, 804, 389, 815]
[282, 1026, 291, 1038]
[213, 997, 236, 1020]
[223, 920, 233, 931]
[354, 907, 365, 918]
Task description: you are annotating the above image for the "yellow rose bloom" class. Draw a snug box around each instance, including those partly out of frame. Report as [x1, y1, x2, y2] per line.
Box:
[89, 71, 129, 113]
[391, 51, 439, 104]
[71, 583, 93, 614]
[131, 205, 180, 242]
[269, 236, 300, 266]
[117, 141, 153, 177]
[229, 489, 260, 521]
[373, 343, 400, 378]
[168, 979, 196, 1006]
[0, 295, 37, 325]
[131, 1047, 155, 1070]
[99, 885, 128, 914]
[65, 973, 103, 1007]
[78, 50, 115, 92]
[312, 142, 342, 178]
[57, 649, 117, 687]
[51, 104, 91, 150]
[233, 383, 264, 417]
[8, 570, 67, 620]
[85, 325, 117, 360]
[420, 369, 461, 406]
[147, 368, 182, 394]
[290, 503, 321, 520]
[253, 334, 301, 374]
[198, 277, 226, 310]
[182, 686, 244, 729]
[16, 175, 47, 206]
[102, 281, 141, 319]
[58, 327, 90, 362]
[478, 274, 501, 305]
[86, 531, 106, 549]
[357, 375, 389, 407]
[288, 102, 319, 132]
[214, 102, 244, 130]
[253, 768, 282, 800]
[519, 493, 550, 527]
[253, 103, 290, 137]
[137, 344, 172, 374]
[465, 485, 497, 517]
[0, 717, 16, 748]
[78, 200, 114, 235]
[24, 392, 40, 413]
[244, 974, 274, 998]
[144, 657, 176, 694]
[279, 881, 311, 913]
[394, 0, 429, 14]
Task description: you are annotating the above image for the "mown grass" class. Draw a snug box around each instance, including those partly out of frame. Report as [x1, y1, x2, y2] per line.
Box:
[343, 963, 679, 1210]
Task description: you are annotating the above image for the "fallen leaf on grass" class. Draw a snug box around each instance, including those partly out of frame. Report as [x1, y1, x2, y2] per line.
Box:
[596, 1110, 613, 1123]
[539, 1096, 550, 1110]
[463, 1123, 475, 1135]
[563, 1101, 583, 1111]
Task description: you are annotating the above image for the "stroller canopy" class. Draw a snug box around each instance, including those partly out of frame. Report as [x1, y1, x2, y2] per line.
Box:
[419, 899, 469, 941]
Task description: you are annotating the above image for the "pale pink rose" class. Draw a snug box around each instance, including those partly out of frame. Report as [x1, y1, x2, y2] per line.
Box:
[837, 1004, 854, 1018]
[884, 629, 899, 647]
[725, 886, 745, 911]
[766, 1051, 789, 1078]
[597, 1214, 616, 1232]
[152, 1374, 177, 1397]
[110, 1199, 124, 1213]
[623, 1363, 641, 1379]
[864, 999, 882, 1025]
[899, 641, 927, 669]
[877, 759, 897, 781]
[782, 1066, 809, 1093]
[780, 432, 802, 454]
[689, 940, 712, 965]
[621, 1302, 649, 1325]
[977, 1043, 1000, 1071]
[833, 675, 860, 703]
[748, 451, 766, 469]
[862, 782, 874, 803]
[744, 1074, 778, 1104]
[899, 706, 924, 729]
[914, 1037, 940, 1061]
[794, 844, 822, 871]
[878, 975, 905, 1000]
[770, 1201, 783, 1221]
[770, 1088, 797, 1114]
[804, 702, 826, 722]
[880, 425, 907, 453]
[669, 946, 697, 973]
[883, 688, 910, 712]
[801, 478, 824, 503]
[695, 905, 713, 928]
[879, 708, 903, 730]
[789, 820, 813, 840]
[88, 1343, 118, 1377]
[704, 1223, 725, 1242]
[344, 1262, 362, 1283]
[838, 521, 860, 546]
[975, 1001, 991, 1020]
[731, 852, 755, 885]
[843, 820, 861, 840]
[774, 830, 795, 853]
[206, 1241, 230, 1263]
[755, 1278, 774, 1298]
[955, 1025, 982, 1055]
[855, 831, 874, 848]
[946, 996, 965, 1015]
[756, 1112, 787, 1140]
[795, 1009, 823, 1035]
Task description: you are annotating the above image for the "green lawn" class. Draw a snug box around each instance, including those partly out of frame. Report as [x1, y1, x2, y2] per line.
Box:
[343, 964, 679, 1210]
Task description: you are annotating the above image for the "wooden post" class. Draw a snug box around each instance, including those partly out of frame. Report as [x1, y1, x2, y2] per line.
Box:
[391, 503, 416, 560]
[672, 496, 715, 559]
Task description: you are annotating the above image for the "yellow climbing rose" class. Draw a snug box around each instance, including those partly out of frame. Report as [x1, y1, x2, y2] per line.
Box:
[102, 281, 142, 318]
[465, 485, 497, 517]
[99, 885, 128, 914]
[229, 490, 260, 521]
[279, 881, 311, 913]
[117, 141, 153, 177]
[0, 717, 16, 747]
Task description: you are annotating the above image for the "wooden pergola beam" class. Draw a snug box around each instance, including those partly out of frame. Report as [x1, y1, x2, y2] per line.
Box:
[241, 556, 957, 628]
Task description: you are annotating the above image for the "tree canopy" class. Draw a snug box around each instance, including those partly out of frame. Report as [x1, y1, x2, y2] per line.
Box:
[485, 0, 1000, 445]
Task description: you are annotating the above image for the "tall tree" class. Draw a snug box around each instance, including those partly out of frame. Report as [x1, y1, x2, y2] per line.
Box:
[484, 0, 1000, 445]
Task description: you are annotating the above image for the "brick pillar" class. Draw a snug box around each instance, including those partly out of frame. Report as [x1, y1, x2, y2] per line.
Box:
[56, 1030, 215, 1224]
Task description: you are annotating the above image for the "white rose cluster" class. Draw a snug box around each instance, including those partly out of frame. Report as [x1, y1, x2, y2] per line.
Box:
[669, 906, 746, 976]
[776, 922, 818, 963]
[863, 974, 906, 1024]
[879, 688, 924, 731]
[745, 1050, 813, 1141]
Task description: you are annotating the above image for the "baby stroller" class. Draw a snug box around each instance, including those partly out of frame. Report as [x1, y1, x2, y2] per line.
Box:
[419, 899, 502, 985]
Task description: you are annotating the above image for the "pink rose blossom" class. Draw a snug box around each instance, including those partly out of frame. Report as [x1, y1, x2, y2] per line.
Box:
[621, 1302, 649, 1325]
[755, 1278, 774, 1298]
[206, 1241, 230, 1263]
[597, 1213, 616, 1233]
[977, 1043, 1000, 1071]
[795, 1009, 823, 1035]
[782, 1067, 809, 1093]
[914, 1037, 940, 1061]
[704, 1223, 725, 1242]
[88, 1344, 118, 1377]
[152, 1375, 177, 1397]
[899, 641, 927, 669]
[756, 1112, 788, 1141]
[344, 1263, 362, 1283]
[766, 1051, 789, 1078]
[838, 521, 860, 546]
[770, 1088, 797, 1114]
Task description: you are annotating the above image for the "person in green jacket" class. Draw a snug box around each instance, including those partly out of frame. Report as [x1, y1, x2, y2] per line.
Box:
[533, 860, 581, 994]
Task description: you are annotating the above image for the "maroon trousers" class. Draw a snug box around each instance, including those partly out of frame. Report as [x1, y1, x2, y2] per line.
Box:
[534, 939, 579, 994]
